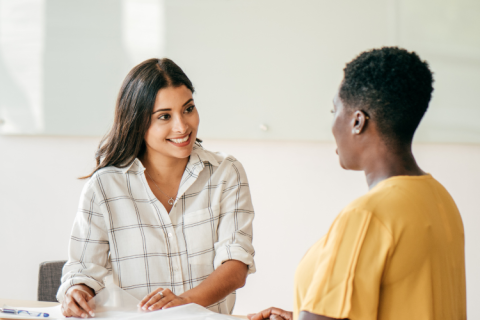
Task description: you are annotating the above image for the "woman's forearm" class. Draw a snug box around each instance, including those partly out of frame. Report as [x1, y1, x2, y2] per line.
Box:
[179, 259, 248, 307]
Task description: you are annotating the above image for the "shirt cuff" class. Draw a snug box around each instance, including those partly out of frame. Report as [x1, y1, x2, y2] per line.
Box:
[56, 277, 105, 303]
[214, 245, 256, 275]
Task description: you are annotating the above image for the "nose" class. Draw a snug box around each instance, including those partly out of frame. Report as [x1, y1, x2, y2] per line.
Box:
[172, 114, 188, 134]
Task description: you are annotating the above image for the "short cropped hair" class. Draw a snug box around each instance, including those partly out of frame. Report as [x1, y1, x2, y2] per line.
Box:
[339, 47, 434, 144]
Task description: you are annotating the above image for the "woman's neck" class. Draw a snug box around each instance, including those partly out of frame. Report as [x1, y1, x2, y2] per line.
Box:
[363, 142, 426, 190]
[140, 149, 189, 183]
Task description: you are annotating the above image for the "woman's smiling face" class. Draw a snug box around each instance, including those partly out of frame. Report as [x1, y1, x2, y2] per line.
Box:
[144, 85, 200, 160]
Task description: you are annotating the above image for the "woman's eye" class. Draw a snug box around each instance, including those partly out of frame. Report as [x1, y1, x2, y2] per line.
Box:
[158, 114, 171, 120]
[185, 105, 195, 113]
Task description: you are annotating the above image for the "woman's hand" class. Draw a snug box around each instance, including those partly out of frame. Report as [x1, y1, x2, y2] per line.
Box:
[138, 287, 191, 311]
[61, 284, 95, 318]
[248, 307, 293, 320]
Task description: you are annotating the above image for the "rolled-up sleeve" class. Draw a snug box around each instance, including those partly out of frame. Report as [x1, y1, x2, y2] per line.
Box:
[214, 159, 256, 274]
[56, 181, 111, 302]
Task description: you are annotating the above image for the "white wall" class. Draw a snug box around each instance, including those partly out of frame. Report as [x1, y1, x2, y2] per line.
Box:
[0, 136, 479, 318]
[2, 0, 480, 143]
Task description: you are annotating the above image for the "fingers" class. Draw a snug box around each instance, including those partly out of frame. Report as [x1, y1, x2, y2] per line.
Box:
[249, 307, 274, 320]
[141, 288, 170, 311]
[249, 307, 292, 320]
[62, 289, 95, 318]
[271, 308, 293, 320]
[138, 287, 164, 308]
[142, 291, 164, 311]
[72, 290, 95, 317]
[147, 288, 175, 311]
[248, 312, 261, 320]
[62, 305, 78, 318]
[61, 305, 71, 317]
[65, 294, 88, 318]
[161, 297, 184, 310]
[139, 287, 188, 312]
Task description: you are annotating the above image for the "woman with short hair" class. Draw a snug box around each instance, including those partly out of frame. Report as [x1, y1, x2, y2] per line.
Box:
[57, 58, 256, 318]
[249, 47, 466, 320]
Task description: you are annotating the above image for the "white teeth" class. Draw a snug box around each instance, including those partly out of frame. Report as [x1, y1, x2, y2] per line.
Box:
[169, 135, 189, 143]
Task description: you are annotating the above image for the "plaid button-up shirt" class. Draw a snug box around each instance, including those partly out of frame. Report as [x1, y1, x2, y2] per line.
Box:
[57, 145, 256, 314]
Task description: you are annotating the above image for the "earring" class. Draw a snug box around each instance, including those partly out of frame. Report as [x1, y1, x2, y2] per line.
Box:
[355, 129, 360, 134]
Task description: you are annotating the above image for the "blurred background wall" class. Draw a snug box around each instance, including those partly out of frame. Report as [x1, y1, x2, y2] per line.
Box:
[0, 0, 479, 318]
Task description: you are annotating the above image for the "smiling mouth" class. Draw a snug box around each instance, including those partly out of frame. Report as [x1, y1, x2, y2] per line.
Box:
[167, 133, 191, 145]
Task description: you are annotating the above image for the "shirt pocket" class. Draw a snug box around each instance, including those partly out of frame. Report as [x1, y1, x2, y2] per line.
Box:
[183, 205, 220, 265]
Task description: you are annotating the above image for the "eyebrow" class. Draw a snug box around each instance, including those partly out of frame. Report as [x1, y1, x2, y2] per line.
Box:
[152, 98, 194, 114]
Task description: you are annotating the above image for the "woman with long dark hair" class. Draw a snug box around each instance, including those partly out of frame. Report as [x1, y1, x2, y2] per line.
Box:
[57, 58, 256, 318]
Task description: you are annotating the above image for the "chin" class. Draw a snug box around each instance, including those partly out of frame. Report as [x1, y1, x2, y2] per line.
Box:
[336, 148, 357, 171]
[174, 145, 196, 158]
[337, 153, 356, 171]
[338, 159, 348, 170]
[338, 158, 362, 171]
[170, 149, 193, 159]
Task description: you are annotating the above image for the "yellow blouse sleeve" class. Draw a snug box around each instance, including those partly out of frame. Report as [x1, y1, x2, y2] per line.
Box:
[300, 209, 393, 319]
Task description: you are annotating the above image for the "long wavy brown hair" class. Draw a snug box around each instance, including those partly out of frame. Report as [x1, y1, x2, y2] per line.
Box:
[82, 58, 198, 179]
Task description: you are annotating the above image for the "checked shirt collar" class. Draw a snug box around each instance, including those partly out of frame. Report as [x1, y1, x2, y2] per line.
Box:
[118, 144, 220, 202]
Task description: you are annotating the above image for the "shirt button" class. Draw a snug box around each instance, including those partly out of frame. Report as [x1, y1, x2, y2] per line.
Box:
[168, 232, 173, 238]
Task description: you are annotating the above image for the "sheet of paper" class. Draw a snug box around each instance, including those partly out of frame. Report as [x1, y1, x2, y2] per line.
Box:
[127, 304, 241, 320]
[86, 283, 140, 318]
[2, 285, 241, 320]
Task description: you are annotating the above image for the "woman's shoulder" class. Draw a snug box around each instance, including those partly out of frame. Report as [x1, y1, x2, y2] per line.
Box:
[84, 159, 141, 189]
[341, 182, 401, 219]
[193, 145, 242, 167]
[193, 146, 250, 180]
[94, 158, 143, 177]
[340, 175, 437, 230]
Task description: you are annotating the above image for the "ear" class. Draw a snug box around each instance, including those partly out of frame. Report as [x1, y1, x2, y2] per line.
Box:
[351, 110, 369, 135]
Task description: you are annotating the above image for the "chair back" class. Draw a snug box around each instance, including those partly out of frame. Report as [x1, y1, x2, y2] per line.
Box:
[37, 260, 67, 302]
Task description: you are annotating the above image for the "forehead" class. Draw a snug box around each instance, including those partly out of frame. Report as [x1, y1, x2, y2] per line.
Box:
[154, 85, 193, 108]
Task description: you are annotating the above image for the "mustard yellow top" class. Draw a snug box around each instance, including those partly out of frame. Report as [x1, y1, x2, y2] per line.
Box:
[294, 174, 466, 320]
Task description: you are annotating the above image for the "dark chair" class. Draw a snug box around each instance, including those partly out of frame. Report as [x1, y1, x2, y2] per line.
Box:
[37, 260, 67, 302]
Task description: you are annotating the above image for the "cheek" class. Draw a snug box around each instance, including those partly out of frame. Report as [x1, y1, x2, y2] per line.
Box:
[144, 122, 168, 145]
[332, 117, 352, 164]
[331, 116, 343, 144]
[185, 112, 200, 138]
[190, 111, 200, 128]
